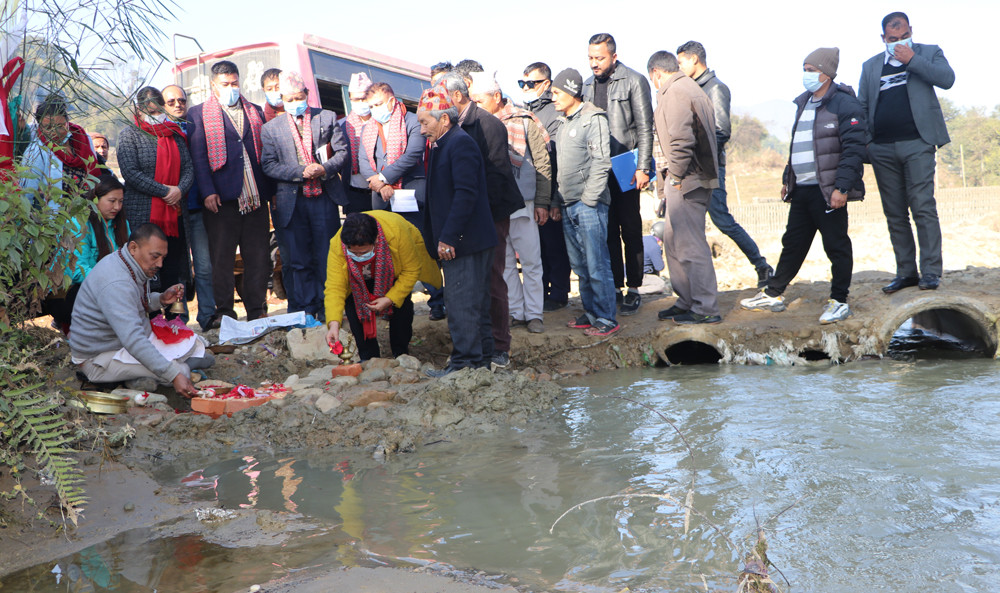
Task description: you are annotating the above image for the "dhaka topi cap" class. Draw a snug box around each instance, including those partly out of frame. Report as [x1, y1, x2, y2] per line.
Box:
[468, 71, 500, 95]
[349, 72, 373, 94]
[418, 83, 454, 112]
[552, 68, 583, 98]
[804, 47, 839, 79]
[279, 71, 307, 94]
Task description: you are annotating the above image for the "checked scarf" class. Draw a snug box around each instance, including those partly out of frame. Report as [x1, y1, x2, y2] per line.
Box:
[343, 221, 395, 340]
[202, 93, 263, 169]
[361, 100, 407, 188]
[342, 111, 367, 175]
[495, 100, 549, 169]
[286, 111, 322, 197]
[135, 113, 186, 236]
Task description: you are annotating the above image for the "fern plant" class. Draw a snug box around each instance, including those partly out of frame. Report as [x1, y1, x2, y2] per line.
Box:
[0, 376, 87, 526]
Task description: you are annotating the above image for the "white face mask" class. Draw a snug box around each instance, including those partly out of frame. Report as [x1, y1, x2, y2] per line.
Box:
[217, 86, 240, 107]
[264, 91, 283, 108]
[351, 101, 370, 116]
[520, 89, 540, 105]
[143, 113, 168, 125]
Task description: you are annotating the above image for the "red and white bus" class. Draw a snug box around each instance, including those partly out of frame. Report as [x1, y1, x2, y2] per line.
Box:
[172, 34, 432, 113]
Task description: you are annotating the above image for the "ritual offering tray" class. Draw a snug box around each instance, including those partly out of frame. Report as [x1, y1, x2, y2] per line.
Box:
[190, 383, 290, 419]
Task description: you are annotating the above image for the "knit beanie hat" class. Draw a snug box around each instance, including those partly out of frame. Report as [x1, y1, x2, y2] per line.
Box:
[552, 68, 583, 98]
[804, 47, 839, 79]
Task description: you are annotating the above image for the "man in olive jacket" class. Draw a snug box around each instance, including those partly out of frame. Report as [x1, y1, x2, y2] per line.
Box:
[647, 51, 721, 325]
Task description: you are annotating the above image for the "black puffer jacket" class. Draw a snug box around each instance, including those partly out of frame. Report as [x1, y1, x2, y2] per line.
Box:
[783, 83, 867, 205]
[583, 62, 654, 170]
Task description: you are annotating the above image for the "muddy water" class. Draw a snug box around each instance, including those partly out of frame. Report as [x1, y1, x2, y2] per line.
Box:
[8, 360, 1000, 592]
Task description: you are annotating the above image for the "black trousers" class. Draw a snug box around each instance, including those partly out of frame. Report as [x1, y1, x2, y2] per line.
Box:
[203, 200, 271, 320]
[539, 216, 571, 303]
[767, 185, 853, 303]
[343, 186, 372, 215]
[607, 182, 644, 289]
[345, 289, 414, 361]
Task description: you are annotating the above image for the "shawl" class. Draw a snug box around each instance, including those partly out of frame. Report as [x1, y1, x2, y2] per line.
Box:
[496, 100, 550, 169]
[361, 100, 407, 188]
[201, 93, 263, 172]
[135, 113, 185, 236]
[36, 121, 101, 180]
[343, 222, 395, 340]
[286, 111, 321, 197]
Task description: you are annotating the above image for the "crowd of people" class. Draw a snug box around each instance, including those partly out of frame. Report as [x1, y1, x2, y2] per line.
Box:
[8, 10, 955, 388]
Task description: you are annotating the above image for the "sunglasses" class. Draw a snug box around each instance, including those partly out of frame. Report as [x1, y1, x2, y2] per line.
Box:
[517, 79, 548, 89]
[165, 98, 187, 106]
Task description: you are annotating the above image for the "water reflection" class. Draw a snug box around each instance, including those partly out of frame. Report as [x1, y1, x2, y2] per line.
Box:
[7, 360, 1000, 592]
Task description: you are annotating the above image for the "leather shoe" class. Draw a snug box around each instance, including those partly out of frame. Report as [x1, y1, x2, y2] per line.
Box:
[918, 274, 940, 290]
[429, 305, 447, 321]
[882, 277, 919, 294]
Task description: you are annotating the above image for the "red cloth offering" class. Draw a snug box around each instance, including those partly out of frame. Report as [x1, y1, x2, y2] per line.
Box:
[150, 314, 194, 344]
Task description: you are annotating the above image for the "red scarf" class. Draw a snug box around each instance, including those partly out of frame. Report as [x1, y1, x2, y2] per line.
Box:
[135, 113, 186, 237]
[36, 121, 100, 180]
[286, 111, 322, 197]
[263, 102, 282, 122]
[201, 94, 263, 172]
[343, 111, 367, 175]
[0, 57, 24, 179]
[343, 222, 395, 340]
[361, 101, 407, 189]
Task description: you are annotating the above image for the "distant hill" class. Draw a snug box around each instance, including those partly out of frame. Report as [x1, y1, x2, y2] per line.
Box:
[733, 99, 796, 143]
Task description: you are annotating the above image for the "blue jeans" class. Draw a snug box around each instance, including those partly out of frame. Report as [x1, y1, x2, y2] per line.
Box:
[709, 164, 767, 269]
[562, 201, 616, 326]
[188, 210, 216, 329]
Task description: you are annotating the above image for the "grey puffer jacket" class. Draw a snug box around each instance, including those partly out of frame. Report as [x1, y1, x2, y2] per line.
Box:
[555, 102, 611, 208]
[583, 62, 654, 171]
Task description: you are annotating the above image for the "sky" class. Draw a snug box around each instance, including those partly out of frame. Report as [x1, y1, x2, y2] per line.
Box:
[144, 0, 993, 124]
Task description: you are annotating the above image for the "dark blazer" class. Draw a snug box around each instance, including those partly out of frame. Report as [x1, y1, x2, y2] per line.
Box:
[424, 126, 497, 258]
[357, 110, 426, 208]
[459, 101, 522, 221]
[858, 43, 955, 147]
[260, 108, 349, 228]
[187, 99, 271, 205]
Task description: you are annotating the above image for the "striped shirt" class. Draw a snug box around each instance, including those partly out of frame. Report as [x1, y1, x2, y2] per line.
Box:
[790, 99, 821, 185]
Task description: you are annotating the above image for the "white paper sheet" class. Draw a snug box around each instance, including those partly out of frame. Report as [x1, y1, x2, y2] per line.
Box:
[390, 189, 419, 213]
[218, 311, 306, 344]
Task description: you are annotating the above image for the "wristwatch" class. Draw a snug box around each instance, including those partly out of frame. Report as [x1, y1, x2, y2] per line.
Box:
[669, 175, 681, 187]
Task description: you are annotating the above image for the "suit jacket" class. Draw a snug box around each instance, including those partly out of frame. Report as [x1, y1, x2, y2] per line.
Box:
[260, 108, 349, 228]
[459, 101, 522, 221]
[858, 43, 955, 147]
[187, 99, 272, 205]
[357, 110, 426, 209]
[424, 126, 496, 258]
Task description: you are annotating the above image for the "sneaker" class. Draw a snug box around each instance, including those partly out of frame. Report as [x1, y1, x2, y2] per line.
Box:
[584, 320, 621, 336]
[543, 299, 568, 312]
[527, 319, 544, 334]
[620, 292, 641, 316]
[429, 305, 447, 321]
[567, 314, 592, 329]
[756, 264, 774, 290]
[426, 365, 459, 378]
[672, 312, 722, 325]
[490, 351, 511, 370]
[740, 290, 787, 312]
[819, 299, 850, 324]
[657, 305, 689, 321]
[615, 291, 624, 305]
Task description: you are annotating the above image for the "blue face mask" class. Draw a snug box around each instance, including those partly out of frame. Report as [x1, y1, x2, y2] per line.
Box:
[285, 100, 308, 117]
[803, 71, 824, 93]
[370, 102, 393, 124]
[348, 249, 375, 263]
[217, 86, 240, 107]
[886, 37, 912, 57]
[264, 91, 283, 108]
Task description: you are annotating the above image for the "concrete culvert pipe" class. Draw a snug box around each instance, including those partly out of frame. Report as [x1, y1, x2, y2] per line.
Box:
[662, 340, 723, 365]
[881, 297, 998, 359]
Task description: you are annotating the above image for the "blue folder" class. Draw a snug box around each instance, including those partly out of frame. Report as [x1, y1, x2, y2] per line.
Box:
[611, 149, 638, 192]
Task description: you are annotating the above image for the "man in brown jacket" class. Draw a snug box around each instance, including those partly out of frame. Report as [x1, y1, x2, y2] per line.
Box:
[647, 50, 721, 324]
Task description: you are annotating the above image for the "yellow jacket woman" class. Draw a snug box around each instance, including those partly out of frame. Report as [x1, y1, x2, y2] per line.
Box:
[324, 211, 441, 361]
